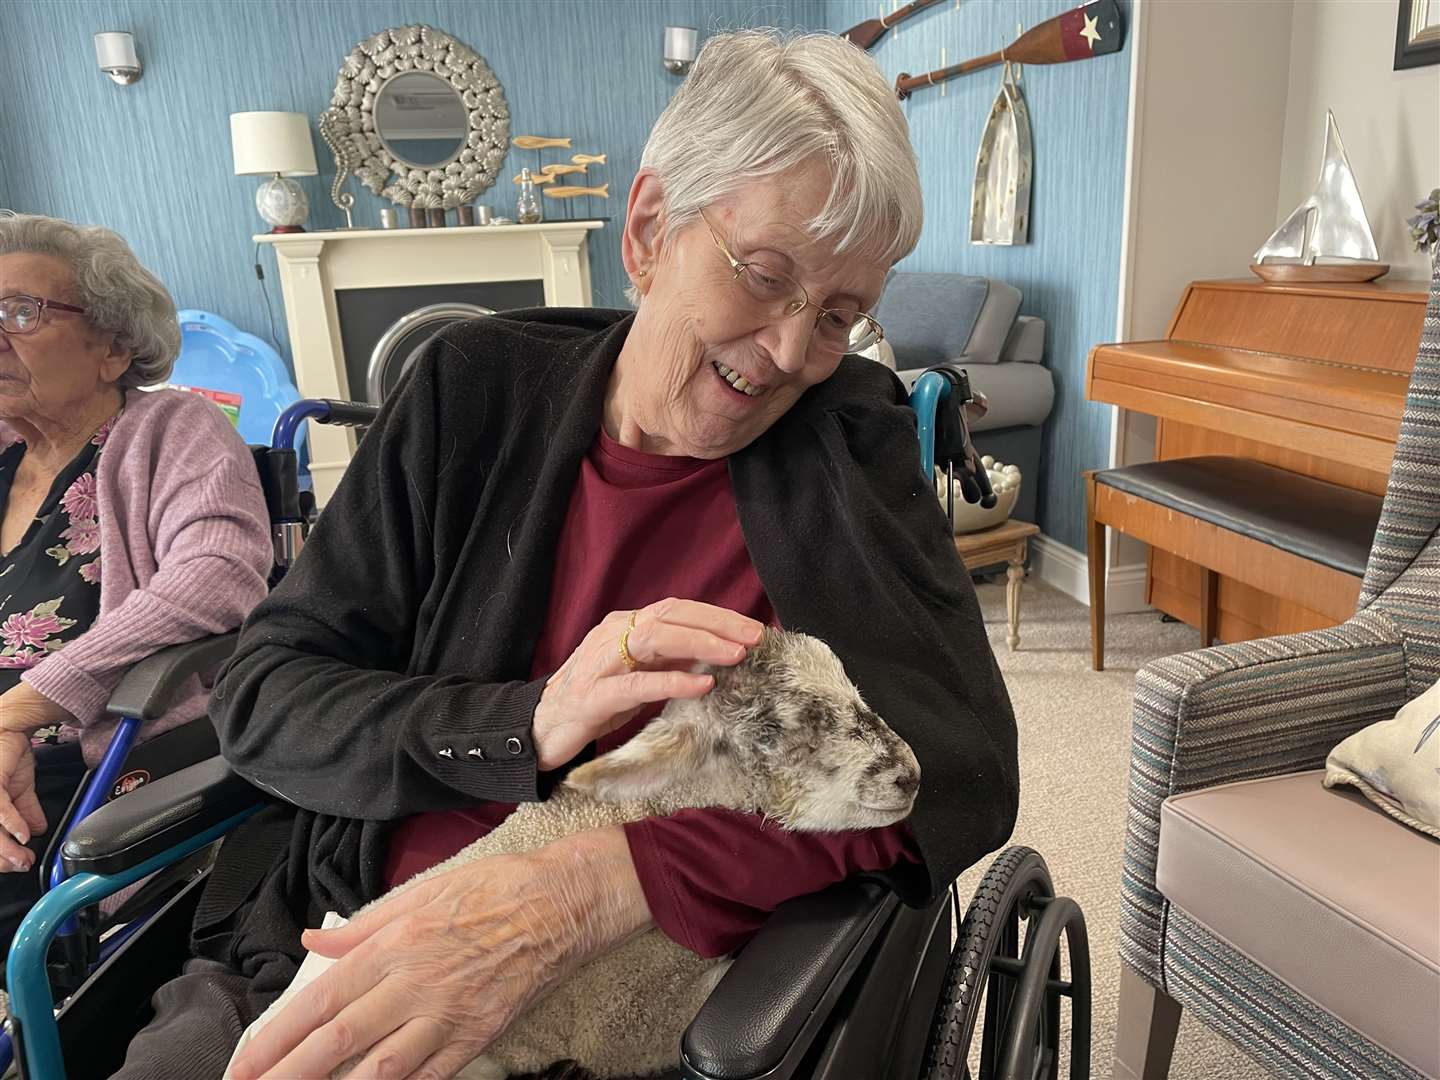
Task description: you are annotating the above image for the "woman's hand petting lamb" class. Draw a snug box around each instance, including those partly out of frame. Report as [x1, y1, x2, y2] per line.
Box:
[228, 825, 652, 1080]
[532, 598, 764, 771]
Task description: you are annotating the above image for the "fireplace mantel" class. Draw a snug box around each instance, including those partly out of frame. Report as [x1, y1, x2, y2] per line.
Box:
[257, 221, 603, 503]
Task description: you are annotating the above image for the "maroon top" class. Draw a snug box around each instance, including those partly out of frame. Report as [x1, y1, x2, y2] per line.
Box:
[383, 428, 919, 957]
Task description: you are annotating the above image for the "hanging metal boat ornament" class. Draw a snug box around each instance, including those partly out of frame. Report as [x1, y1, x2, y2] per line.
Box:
[970, 61, 1032, 246]
[1251, 110, 1387, 282]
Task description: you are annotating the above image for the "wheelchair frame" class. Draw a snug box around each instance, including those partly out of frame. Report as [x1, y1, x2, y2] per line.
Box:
[4, 376, 1091, 1080]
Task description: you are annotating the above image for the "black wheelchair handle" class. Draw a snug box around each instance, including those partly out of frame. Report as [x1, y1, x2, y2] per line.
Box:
[319, 399, 382, 428]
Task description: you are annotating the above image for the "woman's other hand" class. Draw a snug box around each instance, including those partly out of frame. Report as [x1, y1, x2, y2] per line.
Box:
[532, 598, 763, 771]
[0, 733, 44, 872]
[227, 825, 652, 1080]
[0, 682, 66, 871]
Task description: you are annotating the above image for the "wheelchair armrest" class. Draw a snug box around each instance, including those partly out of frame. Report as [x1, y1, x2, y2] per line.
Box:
[105, 633, 239, 721]
[680, 877, 898, 1080]
[61, 756, 265, 876]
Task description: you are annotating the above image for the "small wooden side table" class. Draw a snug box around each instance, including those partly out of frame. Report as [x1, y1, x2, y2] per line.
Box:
[952, 519, 1040, 651]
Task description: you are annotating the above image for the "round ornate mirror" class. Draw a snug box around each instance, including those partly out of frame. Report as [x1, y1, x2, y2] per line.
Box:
[319, 25, 509, 210]
[374, 71, 466, 169]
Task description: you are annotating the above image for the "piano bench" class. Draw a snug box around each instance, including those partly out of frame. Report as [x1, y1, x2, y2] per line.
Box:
[1083, 456, 1384, 670]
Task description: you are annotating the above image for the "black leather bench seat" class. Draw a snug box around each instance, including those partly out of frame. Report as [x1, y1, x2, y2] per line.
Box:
[1095, 456, 1383, 578]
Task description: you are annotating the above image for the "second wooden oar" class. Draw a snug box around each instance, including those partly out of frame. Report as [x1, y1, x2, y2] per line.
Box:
[841, 0, 944, 51]
[895, 0, 1122, 99]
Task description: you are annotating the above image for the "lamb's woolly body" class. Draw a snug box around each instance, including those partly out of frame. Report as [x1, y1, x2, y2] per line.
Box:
[394, 786, 735, 1080]
[310, 630, 920, 1080]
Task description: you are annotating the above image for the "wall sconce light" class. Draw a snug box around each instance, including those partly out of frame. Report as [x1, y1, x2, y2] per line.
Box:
[94, 31, 142, 86]
[663, 26, 698, 75]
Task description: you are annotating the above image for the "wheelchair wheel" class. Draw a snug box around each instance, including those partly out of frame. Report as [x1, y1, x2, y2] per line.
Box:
[920, 846, 1090, 1080]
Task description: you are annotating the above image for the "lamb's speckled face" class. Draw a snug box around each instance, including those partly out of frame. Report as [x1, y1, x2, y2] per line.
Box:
[707, 630, 921, 831]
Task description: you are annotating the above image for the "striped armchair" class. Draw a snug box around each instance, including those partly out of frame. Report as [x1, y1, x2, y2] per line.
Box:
[1113, 263, 1440, 1080]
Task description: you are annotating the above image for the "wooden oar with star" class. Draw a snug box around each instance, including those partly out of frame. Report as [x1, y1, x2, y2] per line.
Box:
[895, 0, 1124, 100]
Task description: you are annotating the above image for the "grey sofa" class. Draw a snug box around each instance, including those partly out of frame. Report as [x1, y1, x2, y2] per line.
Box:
[874, 272, 1052, 523]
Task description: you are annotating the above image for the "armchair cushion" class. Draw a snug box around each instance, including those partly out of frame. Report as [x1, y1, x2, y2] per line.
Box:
[1119, 610, 1409, 985]
[1325, 675, 1440, 837]
[1157, 771, 1440, 1077]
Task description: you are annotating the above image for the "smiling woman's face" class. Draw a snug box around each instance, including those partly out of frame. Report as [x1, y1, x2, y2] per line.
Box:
[0, 252, 130, 431]
[609, 162, 891, 459]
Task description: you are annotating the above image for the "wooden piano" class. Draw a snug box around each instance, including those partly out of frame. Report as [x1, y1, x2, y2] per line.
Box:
[1086, 277, 1428, 642]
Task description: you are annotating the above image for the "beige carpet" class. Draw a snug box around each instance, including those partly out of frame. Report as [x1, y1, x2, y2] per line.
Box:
[956, 577, 1273, 1079]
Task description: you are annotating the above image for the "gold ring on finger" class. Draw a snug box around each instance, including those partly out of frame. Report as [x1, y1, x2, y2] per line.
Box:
[618, 609, 639, 671]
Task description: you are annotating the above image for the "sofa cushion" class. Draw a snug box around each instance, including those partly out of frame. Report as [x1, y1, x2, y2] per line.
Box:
[899, 362, 1055, 432]
[875, 273, 1018, 367]
[1001, 315, 1045, 364]
[1157, 770, 1440, 1077]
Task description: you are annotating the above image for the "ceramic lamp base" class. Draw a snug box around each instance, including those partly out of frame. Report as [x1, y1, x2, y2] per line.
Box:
[255, 175, 309, 232]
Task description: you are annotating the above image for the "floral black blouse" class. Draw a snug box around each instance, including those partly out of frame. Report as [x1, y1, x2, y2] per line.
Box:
[0, 412, 119, 740]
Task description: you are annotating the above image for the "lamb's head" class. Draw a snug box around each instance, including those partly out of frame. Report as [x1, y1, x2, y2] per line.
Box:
[565, 629, 920, 830]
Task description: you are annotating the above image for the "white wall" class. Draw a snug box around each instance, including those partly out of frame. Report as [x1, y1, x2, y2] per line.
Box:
[1278, 0, 1440, 278]
[1098, 0, 1296, 606]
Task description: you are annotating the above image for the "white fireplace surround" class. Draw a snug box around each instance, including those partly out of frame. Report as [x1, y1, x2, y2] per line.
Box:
[256, 221, 602, 504]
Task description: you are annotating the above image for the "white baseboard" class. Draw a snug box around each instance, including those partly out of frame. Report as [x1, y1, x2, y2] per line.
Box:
[1029, 534, 1151, 613]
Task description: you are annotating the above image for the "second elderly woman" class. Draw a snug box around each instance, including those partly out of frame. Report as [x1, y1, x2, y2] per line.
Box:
[0, 213, 272, 956]
[121, 29, 1018, 1080]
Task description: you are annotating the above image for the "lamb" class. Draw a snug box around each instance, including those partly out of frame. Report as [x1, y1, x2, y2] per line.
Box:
[231, 628, 921, 1080]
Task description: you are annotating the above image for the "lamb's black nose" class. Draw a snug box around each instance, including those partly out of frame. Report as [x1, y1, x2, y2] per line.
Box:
[893, 769, 919, 796]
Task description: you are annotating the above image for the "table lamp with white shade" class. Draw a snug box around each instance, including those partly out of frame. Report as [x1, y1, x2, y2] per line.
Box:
[230, 111, 318, 233]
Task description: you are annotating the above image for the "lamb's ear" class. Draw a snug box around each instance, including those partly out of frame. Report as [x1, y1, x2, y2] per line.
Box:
[566, 721, 708, 802]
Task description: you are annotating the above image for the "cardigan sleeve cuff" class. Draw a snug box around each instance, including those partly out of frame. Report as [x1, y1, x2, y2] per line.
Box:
[21, 653, 112, 727]
[405, 677, 550, 804]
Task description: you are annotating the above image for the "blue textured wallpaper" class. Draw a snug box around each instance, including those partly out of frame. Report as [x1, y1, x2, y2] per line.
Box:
[0, 0, 821, 344]
[0, 0, 1127, 548]
[825, 0, 1131, 548]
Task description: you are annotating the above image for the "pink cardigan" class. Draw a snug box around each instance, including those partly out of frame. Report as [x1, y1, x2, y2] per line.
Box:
[14, 389, 272, 764]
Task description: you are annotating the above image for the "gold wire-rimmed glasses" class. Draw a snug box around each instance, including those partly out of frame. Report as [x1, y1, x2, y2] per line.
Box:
[701, 213, 884, 355]
[0, 294, 87, 336]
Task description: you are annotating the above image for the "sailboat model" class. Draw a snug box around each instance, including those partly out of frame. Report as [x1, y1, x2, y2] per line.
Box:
[1251, 111, 1387, 283]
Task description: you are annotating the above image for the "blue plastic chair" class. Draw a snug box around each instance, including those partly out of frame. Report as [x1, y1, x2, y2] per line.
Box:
[171, 309, 305, 455]
[2, 374, 1000, 1079]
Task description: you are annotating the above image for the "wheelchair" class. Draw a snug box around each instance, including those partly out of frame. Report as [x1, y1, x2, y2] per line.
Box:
[4, 371, 1091, 1080]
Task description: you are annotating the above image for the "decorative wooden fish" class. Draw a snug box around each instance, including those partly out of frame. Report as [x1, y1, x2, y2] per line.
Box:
[513, 136, 572, 149]
[543, 184, 609, 199]
[571, 153, 607, 166]
[513, 171, 556, 184]
[540, 163, 588, 177]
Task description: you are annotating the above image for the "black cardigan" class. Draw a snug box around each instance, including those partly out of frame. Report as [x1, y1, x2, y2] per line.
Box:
[206, 308, 1017, 931]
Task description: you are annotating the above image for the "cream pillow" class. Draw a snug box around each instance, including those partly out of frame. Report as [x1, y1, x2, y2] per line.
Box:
[1324, 676, 1440, 838]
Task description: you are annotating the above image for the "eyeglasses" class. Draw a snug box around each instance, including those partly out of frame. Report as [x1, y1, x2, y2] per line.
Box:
[701, 213, 884, 355]
[0, 294, 87, 336]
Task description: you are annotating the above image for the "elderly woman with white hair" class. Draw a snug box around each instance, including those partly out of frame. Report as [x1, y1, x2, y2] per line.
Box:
[0, 214, 271, 954]
[119, 29, 1017, 1080]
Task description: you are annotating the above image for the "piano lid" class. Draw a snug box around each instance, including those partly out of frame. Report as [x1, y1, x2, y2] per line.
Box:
[1088, 278, 1426, 474]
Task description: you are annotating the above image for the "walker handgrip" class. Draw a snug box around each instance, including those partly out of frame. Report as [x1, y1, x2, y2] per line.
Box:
[973, 456, 998, 509]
